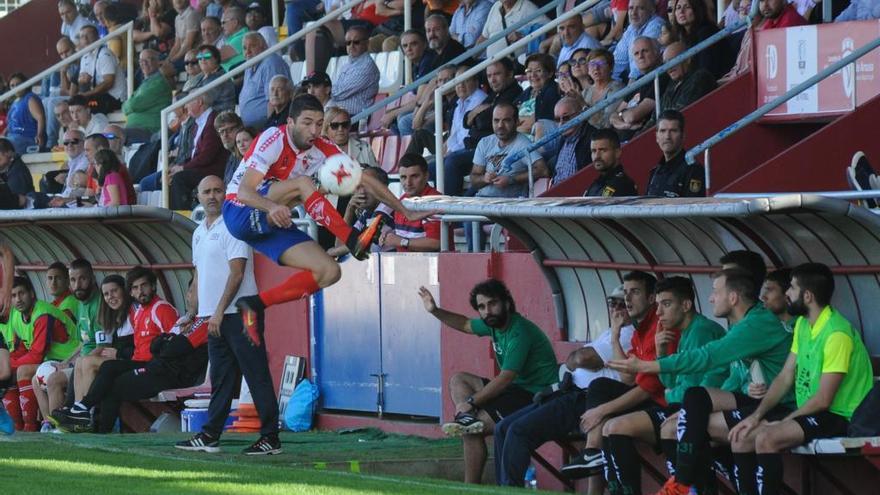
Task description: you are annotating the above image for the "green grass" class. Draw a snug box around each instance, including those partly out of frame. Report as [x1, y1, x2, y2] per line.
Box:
[0, 431, 515, 494]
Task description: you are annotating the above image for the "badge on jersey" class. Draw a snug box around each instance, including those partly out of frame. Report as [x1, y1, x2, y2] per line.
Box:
[689, 179, 702, 193]
[602, 186, 616, 197]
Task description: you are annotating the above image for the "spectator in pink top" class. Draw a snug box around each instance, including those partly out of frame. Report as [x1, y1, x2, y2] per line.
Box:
[95, 149, 132, 206]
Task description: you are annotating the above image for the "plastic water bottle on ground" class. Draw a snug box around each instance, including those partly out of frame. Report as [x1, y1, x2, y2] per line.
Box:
[524, 465, 537, 490]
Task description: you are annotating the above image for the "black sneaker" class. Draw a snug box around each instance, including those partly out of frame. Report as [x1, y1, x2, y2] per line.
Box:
[441, 412, 484, 436]
[235, 295, 265, 346]
[47, 406, 70, 429]
[851, 151, 878, 208]
[57, 406, 93, 433]
[175, 432, 220, 453]
[242, 434, 282, 455]
[560, 448, 606, 479]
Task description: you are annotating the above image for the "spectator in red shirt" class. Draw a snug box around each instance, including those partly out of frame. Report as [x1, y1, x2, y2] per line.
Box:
[721, 0, 805, 82]
[378, 154, 442, 252]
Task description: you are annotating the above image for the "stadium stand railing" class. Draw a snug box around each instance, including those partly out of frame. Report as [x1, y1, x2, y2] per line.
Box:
[0, 20, 135, 105]
[432, 0, 606, 195]
[349, 0, 566, 128]
[157, 0, 373, 208]
[687, 34, 880, 190]
[482, 3, 761, 197]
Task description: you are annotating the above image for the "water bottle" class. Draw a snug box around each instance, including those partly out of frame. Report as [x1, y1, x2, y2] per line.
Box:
[524, 465, 537, 490]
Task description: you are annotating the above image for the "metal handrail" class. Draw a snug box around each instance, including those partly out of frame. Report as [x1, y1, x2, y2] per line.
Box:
[686, 34, 880, 190]
[433, 0, 604, 195]
[715, 191, 880, 199]
[0, 21, 135, 105]
[158, 0, 368, 208]
[498, 2, 761, 187]
[350, 0, 565, 124]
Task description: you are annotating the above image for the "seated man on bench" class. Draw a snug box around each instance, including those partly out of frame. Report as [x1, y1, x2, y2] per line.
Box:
[727, 263, 873, 495]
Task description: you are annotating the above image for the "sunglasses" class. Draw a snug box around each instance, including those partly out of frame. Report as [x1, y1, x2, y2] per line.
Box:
[573, 57, 589, 66]
[196, 53, 213, 60]
[607, 299, 626, 308]
[346, 39, 365, 46]
[588, 60, 608, 68]
[329, 121, 351, 130]
[104, 133, 118, 140]
[556, 113, 575, 123]
[185, 60, 199, 66]
[63, 139, 81, 145]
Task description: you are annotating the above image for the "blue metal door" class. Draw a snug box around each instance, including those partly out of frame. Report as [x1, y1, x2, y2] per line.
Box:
[317, 257, 382, 412]
[378, 254, 441, 417]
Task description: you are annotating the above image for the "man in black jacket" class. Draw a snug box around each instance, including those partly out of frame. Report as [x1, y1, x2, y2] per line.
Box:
[0, 138, 34, 209]
[645, 110, 706, 198]
[464, 58, 523, 150]
[584, 129, 638, 197]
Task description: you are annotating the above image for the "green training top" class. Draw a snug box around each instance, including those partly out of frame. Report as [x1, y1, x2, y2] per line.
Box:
[76, 290, 102, 355]
[0, 309, 19, 347]
[56, 294, 78, 320]
[658, 304, 795, 407]
[792, 306, 873, 419]
[659, 313, 729, 405]
[13, 299, 79, 361]
[470, 313, 559, 394]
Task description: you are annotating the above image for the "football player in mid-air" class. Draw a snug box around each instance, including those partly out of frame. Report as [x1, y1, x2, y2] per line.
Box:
[223, 94, 436, 345]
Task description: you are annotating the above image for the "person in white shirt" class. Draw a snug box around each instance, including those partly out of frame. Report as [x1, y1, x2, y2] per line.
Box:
[67, 95, 110, 137]
[77, 25, 127, 111]
[478, 0, 549, 62]
[58, 0, 95, 42]
[493, 285, 635, 487]
[174, 175, 282, 456]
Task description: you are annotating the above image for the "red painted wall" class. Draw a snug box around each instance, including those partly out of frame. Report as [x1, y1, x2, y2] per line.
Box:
[720, 93, 880, 193]
[542, 73, 822, 198]
[0, 0, 66, 75]
[255, 254, 311, 391]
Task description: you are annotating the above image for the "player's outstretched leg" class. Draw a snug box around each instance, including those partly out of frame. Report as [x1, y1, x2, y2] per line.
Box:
[237, 241, 341, 346]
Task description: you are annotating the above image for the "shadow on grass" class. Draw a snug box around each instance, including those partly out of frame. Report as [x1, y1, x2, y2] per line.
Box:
[0, 439, 515, 495]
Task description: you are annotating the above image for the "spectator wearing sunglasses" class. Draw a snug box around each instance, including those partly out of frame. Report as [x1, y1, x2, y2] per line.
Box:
[580, 50, 623, 129]
[190, 45, 237, 113]
[181, 49, 203, 92]
[322, 107, 379, 168]
[326, 25, 379, 116]
[121, 49, 173, 144]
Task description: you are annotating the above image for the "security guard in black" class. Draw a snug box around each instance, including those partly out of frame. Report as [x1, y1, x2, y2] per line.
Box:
[584, 165, 638, 197]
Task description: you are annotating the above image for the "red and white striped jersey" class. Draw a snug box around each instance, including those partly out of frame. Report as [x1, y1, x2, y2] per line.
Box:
[225, 125, 342, 202]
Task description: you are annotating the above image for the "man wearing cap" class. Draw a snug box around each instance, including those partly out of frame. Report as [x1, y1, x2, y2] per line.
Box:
[302, 72, 332, 108]
[326, 25, 379, 116]
[245, 3, 278, 47]
[492, 284, 637, 486]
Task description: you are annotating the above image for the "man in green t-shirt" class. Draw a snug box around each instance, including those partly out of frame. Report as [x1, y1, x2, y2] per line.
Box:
[728, 263, 873, 495]
[41, 259, 100, 429]
[600, 277, 727, 495]
[419, 279, 558, 484]
[609, 269, 795, 495]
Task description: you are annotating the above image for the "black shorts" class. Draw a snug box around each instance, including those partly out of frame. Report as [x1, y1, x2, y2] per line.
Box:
[722, 393, 792, 429]
[643, 405, 681, 450]
[479, 378, 534, 422]
[792, 411, 850, 442]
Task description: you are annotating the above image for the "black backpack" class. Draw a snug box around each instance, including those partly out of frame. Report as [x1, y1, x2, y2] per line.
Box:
[848, 382, 880, 436]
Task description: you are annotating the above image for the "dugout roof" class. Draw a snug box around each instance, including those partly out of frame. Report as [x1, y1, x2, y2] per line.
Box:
[407, 195, 880, 352]
[0, 206, 196, 309]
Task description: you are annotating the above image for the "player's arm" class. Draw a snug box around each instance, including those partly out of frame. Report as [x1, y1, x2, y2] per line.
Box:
[472, 369, 517, 406]
[0, 242, 13, 317]
[209, 258, 246, 336]
[237, 168, 294, 228]
[16, 316, 50, 366]
[358, 171, 437, 222]
[730, 352, 797, 442]
[567, 346, 604, 372]
[418, 286, 473, 334]
[0, 348, 10, 382]
[580, 385, 651, 432]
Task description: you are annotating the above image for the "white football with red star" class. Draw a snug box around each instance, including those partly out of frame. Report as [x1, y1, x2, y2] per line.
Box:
[35, 361, 60, 391]
[319, 153, 362, 196]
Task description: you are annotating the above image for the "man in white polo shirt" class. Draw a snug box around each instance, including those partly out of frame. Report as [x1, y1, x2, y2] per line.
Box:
[175, 175, 281, 456]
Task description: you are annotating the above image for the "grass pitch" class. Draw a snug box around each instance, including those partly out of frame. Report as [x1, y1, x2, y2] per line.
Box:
[0, 431, 516, 494]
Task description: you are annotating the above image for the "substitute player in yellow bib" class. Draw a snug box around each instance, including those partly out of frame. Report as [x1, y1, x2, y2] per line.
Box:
[727, 263, 873, 495]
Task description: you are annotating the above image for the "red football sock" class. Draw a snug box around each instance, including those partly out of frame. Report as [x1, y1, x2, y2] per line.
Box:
[2, 387, 23, 431]
[259, 271, 321, 307]
[18, 380, 39, 432]
[303, 191, 354, 242]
